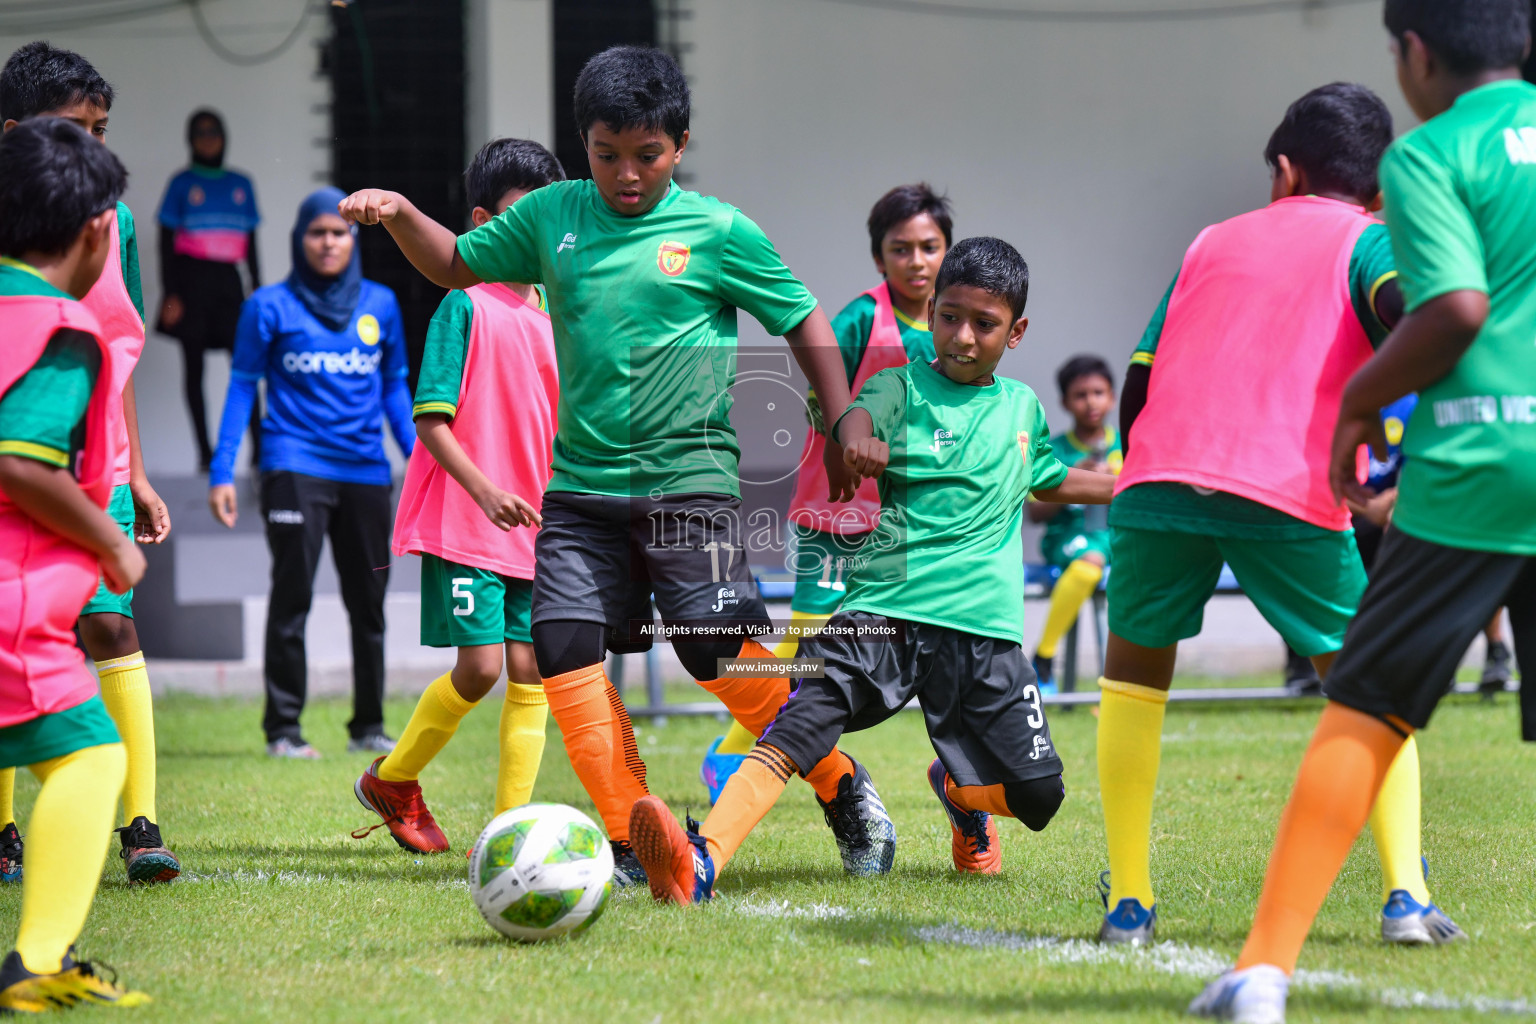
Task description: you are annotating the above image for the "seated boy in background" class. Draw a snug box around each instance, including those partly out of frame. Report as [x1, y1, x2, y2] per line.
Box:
[1098, 81, 1456, 949]
[702, 183, 953, 802]
[351, 139, 564, 854]
[340, 46, 892, 885]
[0, 117, 148, 1011]
[1029, 355, 1121, 694]
[1194, 2, 1536, 1019]
[628, 237, 1115, 903]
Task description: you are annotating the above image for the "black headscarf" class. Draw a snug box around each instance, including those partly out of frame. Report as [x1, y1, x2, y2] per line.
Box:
[187, 108, 225, 169]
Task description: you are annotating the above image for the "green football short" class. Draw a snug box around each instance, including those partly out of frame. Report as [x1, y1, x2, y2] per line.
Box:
[80, 485, 134, 619]
[420, 553, 533, 647]
[0, 696, 120, 769]
[788, 525, 871, 616]
[1107, 525, 1366, 657]
[1043, 530, 1112, 569]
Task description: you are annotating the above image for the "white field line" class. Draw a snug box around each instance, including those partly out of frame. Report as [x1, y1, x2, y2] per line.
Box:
[732, 901, 1535, 1017]
[174, 869, 469, 891]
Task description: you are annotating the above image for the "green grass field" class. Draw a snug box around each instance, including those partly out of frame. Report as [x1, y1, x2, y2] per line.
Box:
[3, 682, 1533, 1022]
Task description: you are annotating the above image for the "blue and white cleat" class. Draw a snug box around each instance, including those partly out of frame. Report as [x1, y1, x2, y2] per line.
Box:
[1189, 964, 1288, 1023]
[629, 797, 715, 906]
[818, 758, 896, 877]
[1098, 870, 1157, 945]
[700, 736, 746, 804]
[1382, 889, 1467, 945]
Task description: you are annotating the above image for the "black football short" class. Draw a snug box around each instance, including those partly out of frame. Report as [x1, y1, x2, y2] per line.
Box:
[760, 610, 1065, 787]
[1325, 526, 1536, 734]
[530, 492, 772, 647]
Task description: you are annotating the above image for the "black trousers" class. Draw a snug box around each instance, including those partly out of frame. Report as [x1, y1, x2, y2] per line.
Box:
[260, 471, 392, 742]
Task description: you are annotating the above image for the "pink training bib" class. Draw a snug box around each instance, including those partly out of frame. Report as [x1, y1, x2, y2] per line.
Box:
[0, 296, 115, 728]
[80, 210, 146, 488]
[788, 282, 909, 536]
[1116, 196, 1377, 531]
[393, 283, 558, 579]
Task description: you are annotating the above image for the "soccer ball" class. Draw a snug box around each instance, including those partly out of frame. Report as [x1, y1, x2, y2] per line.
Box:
[468, 804, 614, 942]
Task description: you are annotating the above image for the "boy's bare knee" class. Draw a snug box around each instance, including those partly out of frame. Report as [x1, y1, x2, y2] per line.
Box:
[78, 613, 139, 661]
[452, 645, 503, 702]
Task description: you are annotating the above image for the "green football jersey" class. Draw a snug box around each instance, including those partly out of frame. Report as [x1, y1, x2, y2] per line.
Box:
[456, 179, 819, 498]
[413, 286, 547, 419]
[1039, 426, 1121, 558]
[116, 202, 144, 321]
[1132, 221, 1398, 368]
[1379, 80, 1536, 555]
[832, 361, 1070, 644]
[0, 262, 103, 468]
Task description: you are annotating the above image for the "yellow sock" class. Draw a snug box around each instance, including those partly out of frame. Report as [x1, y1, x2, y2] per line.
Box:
[771, 609, 831, 660]
[1368, 733, 1431, 904]
[1098, 677, 1169, 908]
[16, 743, 125, 974]
[717, 720, 756, 756]
[377, 674, 476, 782]
[496, 683, 549, 813]
[0, 767, 14, 826]
[1037, 560, 1102, 659]
[96, 653, 155, 825]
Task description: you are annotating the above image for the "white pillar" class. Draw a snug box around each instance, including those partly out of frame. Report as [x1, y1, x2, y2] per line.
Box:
[465, 0, 554, 155]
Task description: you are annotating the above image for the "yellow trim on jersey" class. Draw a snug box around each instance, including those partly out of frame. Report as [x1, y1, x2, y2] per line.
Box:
[1129, 351, 1155, 367]
[1062, 425, 1119, 455]
[891, 306, 929, 331]
[1368, 270, 1399, 326]
[0, 439, 70, 467]
[0, 257, 47, 282]
[534, 284, 548, 313]
[412, 401, 458, 419]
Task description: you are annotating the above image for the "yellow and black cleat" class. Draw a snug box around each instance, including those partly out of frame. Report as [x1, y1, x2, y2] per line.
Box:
[0, 949, 150, 1013]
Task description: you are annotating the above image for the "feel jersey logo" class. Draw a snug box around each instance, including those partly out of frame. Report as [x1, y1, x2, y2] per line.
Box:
[929, 428, 957, 453]
[1503, 127, 1536, 165]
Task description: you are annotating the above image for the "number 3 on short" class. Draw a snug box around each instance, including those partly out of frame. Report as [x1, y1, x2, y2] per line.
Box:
[452, 578, 475, 617]
[1021, 683, 1044, 729]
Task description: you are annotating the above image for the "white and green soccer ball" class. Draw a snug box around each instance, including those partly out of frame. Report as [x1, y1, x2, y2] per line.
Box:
[468, 804, 614, 942]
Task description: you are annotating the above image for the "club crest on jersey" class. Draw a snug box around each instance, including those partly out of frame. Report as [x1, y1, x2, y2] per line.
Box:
[657, 240, 691, 277]
[357, 314, 381, 346]
[189, 185, 206, 206]
[1017, 430, 1030, 460]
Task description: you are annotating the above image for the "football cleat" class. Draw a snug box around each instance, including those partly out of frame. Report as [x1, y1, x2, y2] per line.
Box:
[1098, 870, 1157, 945]
[351, 757, 449, 853]
[700, 736, 746, 805]
[114, 816, 180, 884]
[0, 823, 22, 883]
[1188, 964, 1288, 1023]
[1032, 653, 1057, 697]
[817, 759, 896, 877]
[1480, 640, 1512, 698]
[0, 949, 150, 1013]
[926, 759, 1001, 874]
[609, 840, 648, 888]
[347, 732, 397, 754]
[1381, 890, 1467, 945]
[628, 796, 715, 906]
[266, 737, 321, 760]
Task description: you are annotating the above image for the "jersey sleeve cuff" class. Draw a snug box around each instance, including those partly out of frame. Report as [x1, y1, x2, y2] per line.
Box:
[0, 440, 70, 467]
[413, 401, 457, 419]
[1129, 351, 1155, 368]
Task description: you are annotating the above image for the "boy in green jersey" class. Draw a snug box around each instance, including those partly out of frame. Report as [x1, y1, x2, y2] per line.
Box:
[341, 46, 889, 884]
[0, 41, 177, 885]
[627, 238, 1116, 904]
[1193, 2, 1536, 1020]
[1029, 355, 1121, 693]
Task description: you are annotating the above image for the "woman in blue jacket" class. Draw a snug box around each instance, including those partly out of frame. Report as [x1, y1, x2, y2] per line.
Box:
[208, 187, 415, 759]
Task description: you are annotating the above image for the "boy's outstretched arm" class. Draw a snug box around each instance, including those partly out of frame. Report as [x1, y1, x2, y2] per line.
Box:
[0, 456, 146, 594]
[1329, 288, 1487, 505]
[415, 414, 541, 530]
[337, 189, 483, 291]
[785, 307, 857, 501]
[1033, 467, 1115, 506]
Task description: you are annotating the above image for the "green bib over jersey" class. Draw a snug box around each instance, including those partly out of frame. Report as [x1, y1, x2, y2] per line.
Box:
[457, 179, 818, 499]
[1380, 80, 1536, 555]
[832, 361, 1070, 644]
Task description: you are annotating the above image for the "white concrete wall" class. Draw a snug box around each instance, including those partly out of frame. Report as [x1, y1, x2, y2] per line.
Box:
[1, 1, 332, 476]
[680, 0, 1413, 447]
[466, 0, 553, 153]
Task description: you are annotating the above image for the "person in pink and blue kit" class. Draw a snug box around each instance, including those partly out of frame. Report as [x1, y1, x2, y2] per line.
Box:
[207, 186, 415, 759]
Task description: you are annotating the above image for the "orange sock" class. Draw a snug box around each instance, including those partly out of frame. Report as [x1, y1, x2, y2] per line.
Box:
[542, 664, 648, 843]
[696, 639, 855, 802]
[947, 781, 1011, 817]
[700, 744, 796, 873]
[1236, 702, 1406, 974]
